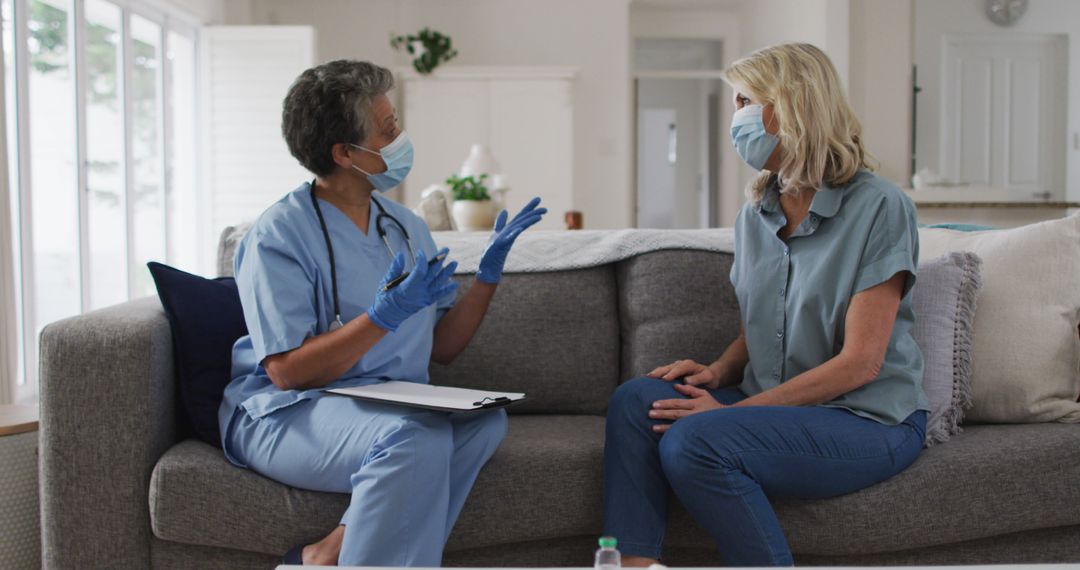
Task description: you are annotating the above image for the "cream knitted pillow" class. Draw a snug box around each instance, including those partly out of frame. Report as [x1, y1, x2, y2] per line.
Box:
[918, 214, 1080, 423]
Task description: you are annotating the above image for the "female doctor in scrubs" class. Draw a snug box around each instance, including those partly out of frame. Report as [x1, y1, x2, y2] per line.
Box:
[217, 60, 546, 567]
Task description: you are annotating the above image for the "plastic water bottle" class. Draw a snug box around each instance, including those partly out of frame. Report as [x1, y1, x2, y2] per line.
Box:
[594, 536, 621, 570]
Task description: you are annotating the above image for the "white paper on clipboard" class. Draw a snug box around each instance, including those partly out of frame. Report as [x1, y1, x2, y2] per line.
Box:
[326, 381, 526, 412]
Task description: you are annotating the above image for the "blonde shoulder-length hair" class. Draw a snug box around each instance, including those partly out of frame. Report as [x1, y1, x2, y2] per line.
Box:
[722, 43, 874, 202]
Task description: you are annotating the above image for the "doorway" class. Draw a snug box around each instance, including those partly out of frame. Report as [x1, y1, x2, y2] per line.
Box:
[634, 39, 725, 229]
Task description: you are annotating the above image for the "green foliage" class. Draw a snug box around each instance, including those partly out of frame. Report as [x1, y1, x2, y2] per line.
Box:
[27, 0, 161, 200]
[390, 28, 458, 74]
[446, 174, 491, 201]
[85, 22, 120, 106]
[28, 1, 67, 73]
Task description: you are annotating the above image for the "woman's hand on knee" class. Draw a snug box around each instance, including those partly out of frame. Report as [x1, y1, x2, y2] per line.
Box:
[649, 383, 726, 433]
[647, 359, 721, 389]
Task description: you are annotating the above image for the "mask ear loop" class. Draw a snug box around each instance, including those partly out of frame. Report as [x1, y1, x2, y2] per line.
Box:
[349, 143, 383, 177]
[762, 103, 779, 135]
[761, 104, 782, 179]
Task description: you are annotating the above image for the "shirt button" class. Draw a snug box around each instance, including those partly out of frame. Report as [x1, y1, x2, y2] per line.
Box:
[779, 288, 785, 296]
[783, 248, 790, 256]
[776, 330, 784, 338]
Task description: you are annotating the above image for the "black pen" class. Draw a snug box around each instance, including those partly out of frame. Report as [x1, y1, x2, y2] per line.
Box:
[381, 251, 448, 292]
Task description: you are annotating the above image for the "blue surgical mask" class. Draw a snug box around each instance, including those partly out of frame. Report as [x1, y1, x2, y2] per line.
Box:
[730, 104, 779, 171]
[350, 131, 414, 192]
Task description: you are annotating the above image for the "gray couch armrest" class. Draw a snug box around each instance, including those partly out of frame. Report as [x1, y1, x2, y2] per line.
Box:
[39, 296, 176, 569]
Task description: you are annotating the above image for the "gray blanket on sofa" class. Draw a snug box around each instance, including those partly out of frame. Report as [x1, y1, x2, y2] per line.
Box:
[433, 228, 736, 274]
[218, 224, 736, 277]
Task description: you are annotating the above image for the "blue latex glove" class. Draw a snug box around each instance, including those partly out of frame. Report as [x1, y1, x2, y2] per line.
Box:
[367, 248, 459, 332]
[476, 197, 547, 284]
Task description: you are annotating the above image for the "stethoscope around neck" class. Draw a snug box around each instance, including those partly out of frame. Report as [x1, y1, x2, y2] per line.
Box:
[309, 182, 416, 331]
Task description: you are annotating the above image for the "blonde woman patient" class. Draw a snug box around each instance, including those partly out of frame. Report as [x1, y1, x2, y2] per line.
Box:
[603, 43, 929, 566]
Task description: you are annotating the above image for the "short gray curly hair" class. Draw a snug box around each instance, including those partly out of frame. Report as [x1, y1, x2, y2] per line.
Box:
[281, 60, 395, 177]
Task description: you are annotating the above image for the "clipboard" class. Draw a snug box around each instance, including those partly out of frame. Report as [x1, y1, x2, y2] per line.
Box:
[326, 381, 526, 413]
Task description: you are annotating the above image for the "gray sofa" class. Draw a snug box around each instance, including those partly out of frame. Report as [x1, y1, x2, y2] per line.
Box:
[39, 235, 1080, 569]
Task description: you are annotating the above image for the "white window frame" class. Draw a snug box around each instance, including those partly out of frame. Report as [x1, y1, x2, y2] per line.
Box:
[7, 0, 204, 404]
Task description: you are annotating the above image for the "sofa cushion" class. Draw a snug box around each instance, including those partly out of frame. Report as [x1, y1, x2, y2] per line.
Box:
[147, 262, 248, 447]
[617, 250, 742, 380]
[151, 420, 1080, 558]
[150, 415, 606, 556]
[216, 223, 251, 278]
[919, 215, 1080, 423]
[910, 252, 982, 445]
[431, 268, 620, 414]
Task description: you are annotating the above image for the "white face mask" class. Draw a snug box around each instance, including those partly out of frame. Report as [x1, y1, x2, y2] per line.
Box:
[350, 131, 414, 192]
[730, 104, 780, 171]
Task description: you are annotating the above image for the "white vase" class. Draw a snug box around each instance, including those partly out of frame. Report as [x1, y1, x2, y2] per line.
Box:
[452, 199, 496, 231]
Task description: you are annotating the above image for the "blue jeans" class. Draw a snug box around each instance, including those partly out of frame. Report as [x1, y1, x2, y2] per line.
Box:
[603, 376, 927, 566]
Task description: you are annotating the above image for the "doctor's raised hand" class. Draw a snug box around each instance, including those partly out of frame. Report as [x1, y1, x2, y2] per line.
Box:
[367, 248, 459, 332]
[475, 197, 547, 284]
[427, 196, 546, 363]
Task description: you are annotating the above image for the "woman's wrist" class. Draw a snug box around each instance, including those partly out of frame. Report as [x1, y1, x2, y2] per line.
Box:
[708, 360, 734, 385]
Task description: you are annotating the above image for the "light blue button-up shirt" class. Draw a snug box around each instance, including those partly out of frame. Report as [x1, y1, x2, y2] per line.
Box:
[217, 182, 455, 466]
[731, 170, 929, 425]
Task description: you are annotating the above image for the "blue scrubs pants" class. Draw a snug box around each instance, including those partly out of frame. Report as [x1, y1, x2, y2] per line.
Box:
[226, 394, 508, 566]
[603, 376, 926, 566]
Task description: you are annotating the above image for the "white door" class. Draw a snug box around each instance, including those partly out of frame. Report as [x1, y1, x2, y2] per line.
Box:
[637, 108, 677, 228]
[940, 34, 1067, 199]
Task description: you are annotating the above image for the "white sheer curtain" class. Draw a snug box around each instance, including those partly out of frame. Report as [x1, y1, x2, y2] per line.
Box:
[0, 21, 15, 405]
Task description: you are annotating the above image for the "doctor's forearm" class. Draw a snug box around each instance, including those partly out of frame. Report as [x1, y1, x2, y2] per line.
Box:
[264, 313, 388, 390]
[431, 280, 497, 364]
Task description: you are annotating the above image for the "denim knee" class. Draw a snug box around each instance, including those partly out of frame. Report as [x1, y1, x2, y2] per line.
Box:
[658, 413, 740, 482]
[610, 376, 678, 412]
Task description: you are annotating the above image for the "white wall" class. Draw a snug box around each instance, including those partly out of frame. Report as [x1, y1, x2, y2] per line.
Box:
[849, 0, 914, 187]
[914, 0, 1080, 201]
[739, 0, 850, 85]
[234, 0, 634, 230]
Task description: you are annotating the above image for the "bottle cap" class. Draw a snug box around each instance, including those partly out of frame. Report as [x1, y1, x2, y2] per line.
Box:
[598, 536, 617, 548]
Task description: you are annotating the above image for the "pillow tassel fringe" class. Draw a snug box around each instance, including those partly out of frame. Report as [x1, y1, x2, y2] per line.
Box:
[927, 251, 982, 446]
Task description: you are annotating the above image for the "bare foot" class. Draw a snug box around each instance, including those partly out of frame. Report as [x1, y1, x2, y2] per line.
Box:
[623, 555, 660, 568]
[301, 525, 345, 566]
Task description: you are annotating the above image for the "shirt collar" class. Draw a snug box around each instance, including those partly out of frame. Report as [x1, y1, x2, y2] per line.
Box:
[755, 176, 845, 219]
[808, 179, 844, 219]
[754, 175, 782, 215]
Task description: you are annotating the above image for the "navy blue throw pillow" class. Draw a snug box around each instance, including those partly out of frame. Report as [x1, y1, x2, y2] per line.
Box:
[148, 262, 247, 448]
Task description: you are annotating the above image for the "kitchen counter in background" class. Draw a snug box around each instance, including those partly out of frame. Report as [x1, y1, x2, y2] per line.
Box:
[904, 188, 1080, 228]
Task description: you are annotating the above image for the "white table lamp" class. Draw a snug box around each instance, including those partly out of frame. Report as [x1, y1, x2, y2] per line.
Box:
[460, 144, 502, 179]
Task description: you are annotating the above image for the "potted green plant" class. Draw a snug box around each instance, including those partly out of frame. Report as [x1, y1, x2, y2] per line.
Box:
[390, 28, 458, 74]
[446, 173, 497, 231]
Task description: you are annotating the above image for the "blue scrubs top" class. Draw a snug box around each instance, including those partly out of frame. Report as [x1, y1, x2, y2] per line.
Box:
[218, 182, 455, 465]
[731, 170, 930, 425]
